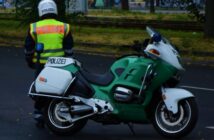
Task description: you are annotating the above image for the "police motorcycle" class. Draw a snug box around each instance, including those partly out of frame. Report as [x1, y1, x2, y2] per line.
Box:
[28, 27, 198, 138]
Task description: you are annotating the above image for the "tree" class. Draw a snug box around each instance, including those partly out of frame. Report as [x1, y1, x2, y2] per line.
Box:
[121, 0, 129, 10]
[54, 0, 67, 21]
[180, 0, 213, 38]
[109, 0, 114, 7]
[156, 0, 160, 7]
[16, 0, 39, 23]
[205, 0, 214, 37]
[150, 0, 155, 13]
[184, 0, 205, 22]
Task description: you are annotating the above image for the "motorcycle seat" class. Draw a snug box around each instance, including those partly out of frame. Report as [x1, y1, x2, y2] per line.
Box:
[80, 69, 114, 86]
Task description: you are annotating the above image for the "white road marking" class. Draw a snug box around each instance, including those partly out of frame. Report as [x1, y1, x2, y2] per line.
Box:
[206, 126, 214, 130]
[180, 86, 214, 92]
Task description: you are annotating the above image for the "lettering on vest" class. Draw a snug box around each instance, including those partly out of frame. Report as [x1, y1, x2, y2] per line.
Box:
[36, 25, 64, 34]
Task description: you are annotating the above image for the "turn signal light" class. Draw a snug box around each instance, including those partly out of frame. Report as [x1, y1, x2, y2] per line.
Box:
[149, 49, 160, 56]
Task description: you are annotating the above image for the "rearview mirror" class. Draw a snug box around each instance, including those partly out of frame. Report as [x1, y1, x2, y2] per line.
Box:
[132, 40, 142, 52]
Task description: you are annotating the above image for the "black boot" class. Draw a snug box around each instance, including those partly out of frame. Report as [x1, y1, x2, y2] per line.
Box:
[34, 109, 45, 128]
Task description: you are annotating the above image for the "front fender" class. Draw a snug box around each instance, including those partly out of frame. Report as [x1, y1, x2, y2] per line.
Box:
[162, 88, 194, 114]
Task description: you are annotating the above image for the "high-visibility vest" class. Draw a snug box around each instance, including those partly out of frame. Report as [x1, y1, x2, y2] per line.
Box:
[30, 19, 70, 64]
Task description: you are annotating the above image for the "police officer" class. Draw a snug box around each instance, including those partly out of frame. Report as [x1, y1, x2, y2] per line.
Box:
[24, 0, 73, 127]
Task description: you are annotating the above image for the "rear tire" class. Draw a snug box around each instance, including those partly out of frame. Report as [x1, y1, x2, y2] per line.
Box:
[152, 98, 198, 139]
[44, 100, 87, 136]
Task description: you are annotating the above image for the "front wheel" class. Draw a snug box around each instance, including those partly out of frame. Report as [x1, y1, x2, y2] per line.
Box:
[152, 98, 198, 139]
[44, 100, 87, 136]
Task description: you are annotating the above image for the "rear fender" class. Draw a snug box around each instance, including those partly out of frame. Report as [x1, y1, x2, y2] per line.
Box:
[162, 88, 194, 114]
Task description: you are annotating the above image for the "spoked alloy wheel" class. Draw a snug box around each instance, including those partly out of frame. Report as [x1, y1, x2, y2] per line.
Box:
[48, 101, 73, 129]
[44, 100, 87, 136]
[152, 98, 198, 138]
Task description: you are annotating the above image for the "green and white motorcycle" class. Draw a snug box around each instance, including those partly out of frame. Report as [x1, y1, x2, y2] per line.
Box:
[28, 27, 198, 138]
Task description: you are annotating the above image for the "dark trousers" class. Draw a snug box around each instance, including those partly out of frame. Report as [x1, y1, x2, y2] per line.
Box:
[34, 64, 47, 111]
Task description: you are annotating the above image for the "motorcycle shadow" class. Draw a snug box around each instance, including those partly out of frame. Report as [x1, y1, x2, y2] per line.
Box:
[44, 122, 200, 140]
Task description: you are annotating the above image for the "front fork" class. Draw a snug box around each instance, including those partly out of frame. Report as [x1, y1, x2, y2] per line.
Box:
[161, 87, 194, 114]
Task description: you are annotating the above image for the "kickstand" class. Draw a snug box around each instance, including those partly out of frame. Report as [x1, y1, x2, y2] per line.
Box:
[127, 123, 136, 136]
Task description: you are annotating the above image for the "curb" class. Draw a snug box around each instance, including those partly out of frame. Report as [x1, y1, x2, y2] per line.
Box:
[1, 45, 214, 67]
[1, 36, 212, 58]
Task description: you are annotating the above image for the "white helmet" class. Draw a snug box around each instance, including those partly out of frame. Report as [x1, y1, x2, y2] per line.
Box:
[38, 0, 58, 17]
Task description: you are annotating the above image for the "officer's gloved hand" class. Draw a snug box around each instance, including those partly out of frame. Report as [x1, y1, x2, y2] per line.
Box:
[28, 62, 35, 69]
[65, 51, 74, 58]
[25, 55, 35, 69]
[26, 59, 35, 69]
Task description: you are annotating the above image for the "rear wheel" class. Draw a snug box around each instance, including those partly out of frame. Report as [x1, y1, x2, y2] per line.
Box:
[44, 100, 87, 136]
[152, 98, 198, 138]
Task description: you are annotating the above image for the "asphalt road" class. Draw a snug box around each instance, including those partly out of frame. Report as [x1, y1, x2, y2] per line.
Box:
[0, 47, 214, 140]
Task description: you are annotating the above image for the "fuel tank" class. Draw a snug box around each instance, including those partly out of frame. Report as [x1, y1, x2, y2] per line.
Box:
[111, 55, 154, 89]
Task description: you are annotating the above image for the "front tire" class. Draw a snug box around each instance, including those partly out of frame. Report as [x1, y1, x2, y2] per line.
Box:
[152, 98, 198, 139]
[44, 100, 87, 136]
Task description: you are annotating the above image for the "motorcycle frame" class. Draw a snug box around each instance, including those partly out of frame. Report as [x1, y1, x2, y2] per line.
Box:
[89, 57, 178, 123]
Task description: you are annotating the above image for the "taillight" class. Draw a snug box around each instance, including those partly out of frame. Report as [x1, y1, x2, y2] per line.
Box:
[39, 77, 47, 83]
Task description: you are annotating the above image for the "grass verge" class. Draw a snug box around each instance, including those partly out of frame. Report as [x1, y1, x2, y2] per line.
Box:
[87, 9, 195, 21]
[0, 19, 213, 62]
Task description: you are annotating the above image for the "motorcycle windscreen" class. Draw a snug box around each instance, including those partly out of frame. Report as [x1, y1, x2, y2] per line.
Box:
[35, 67, 73, 95]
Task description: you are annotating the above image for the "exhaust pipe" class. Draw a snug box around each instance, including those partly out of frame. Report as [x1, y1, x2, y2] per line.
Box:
[70, 105, 94, 115]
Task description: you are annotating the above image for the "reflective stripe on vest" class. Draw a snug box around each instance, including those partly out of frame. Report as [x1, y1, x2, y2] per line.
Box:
[30, 19, 70, 64]
[32, 49, 65, 63]
[64, 23, 70, 36]
[30, 23, 37, 40]
[33, 51, 64, 64]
